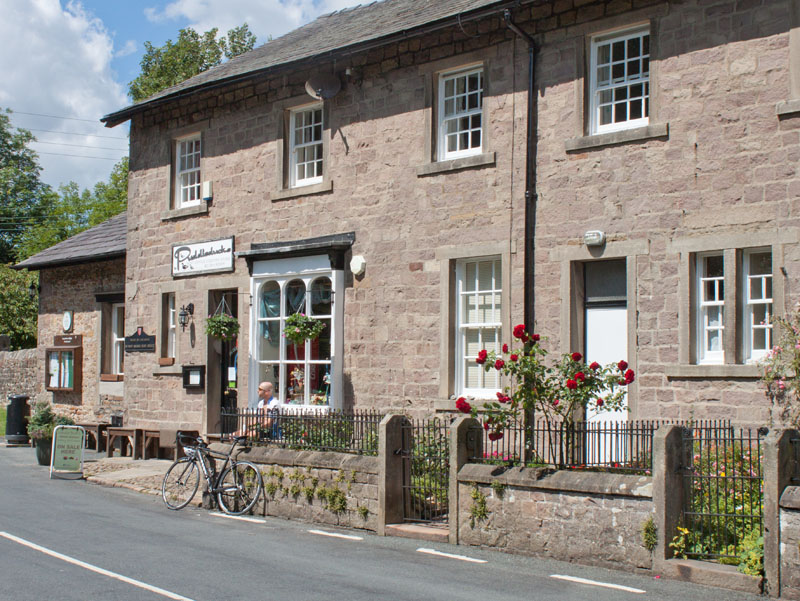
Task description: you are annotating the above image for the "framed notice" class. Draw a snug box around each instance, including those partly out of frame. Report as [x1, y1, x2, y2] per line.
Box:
[50, 425, 86, 479]
[172, 237, 234, 277]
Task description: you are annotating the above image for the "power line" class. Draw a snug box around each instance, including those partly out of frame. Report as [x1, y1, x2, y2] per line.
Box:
[25, 128, 127, 140]
[36, 151, 123, 161]
[9, 110, 101, 123]
[31, 140, 128, 151]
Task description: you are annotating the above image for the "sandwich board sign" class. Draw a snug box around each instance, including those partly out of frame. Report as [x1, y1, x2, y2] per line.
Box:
[50, 425, 86, 479]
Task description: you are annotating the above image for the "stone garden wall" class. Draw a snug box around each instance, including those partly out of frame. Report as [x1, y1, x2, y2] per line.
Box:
[0, 348, 37, 405]
[780, 487, 800, 600]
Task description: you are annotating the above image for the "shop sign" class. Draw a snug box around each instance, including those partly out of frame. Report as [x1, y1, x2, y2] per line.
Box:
[50, 425, 85, 479]
[125, 326, 156, 353]
[172, 237, 234, 277]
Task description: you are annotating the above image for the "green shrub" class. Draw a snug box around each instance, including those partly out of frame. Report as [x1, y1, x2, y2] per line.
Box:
[26, 402, 73, 440]
[737, 530, 764, 576]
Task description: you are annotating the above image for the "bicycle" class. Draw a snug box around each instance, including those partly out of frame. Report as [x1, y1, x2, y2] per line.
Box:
[162, 433, 263, 515]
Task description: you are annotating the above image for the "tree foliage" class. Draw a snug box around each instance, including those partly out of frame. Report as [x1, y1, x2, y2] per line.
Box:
[0, 264, 37, 350]
[128, 24, 256, 102]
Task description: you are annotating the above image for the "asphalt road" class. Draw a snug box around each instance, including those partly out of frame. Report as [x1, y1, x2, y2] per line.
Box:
[0, 445, 762, 601]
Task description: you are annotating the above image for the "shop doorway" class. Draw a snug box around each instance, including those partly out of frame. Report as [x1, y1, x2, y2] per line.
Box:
[207, 289, 238, 435]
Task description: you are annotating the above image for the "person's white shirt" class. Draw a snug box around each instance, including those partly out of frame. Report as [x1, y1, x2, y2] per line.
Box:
[257, 396, 282, 410]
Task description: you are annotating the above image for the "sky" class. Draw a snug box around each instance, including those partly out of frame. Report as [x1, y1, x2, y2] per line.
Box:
[0, 0, 359, 191]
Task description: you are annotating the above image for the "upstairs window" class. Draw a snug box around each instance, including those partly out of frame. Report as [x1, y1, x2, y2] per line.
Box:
[175, 134, 201, 208]
[590, 28, 650, 134]
[290, 105, 324, 188]
[743, 249, 772, 362]
[438, 67, 483, 161]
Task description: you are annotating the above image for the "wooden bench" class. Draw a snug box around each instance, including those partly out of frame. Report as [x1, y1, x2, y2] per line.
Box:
[142, 429, 200, 460]
[76, 423, 110, 451]
[106, 427, 143, 459]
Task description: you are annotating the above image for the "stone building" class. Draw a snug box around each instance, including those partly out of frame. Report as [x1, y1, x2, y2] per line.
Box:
[18, 0, 799, 432]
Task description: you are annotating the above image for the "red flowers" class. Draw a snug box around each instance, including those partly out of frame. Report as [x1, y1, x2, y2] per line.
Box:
[589, 361, 600, 371]
[513, 324, 527, 340]
[618, 360, 628, 372]
[495, 359, 505, 370]
[566, 379, 577, 390]
[574, 372, 585, 383]
[510, 354, 518, 362]
[596, 398, 604, 407]
[531, 334, 540, 342]
[488, 432, 504, 441]
[456, 397, 472, 413]
[623, 369, 635, 385]
[496, 392, 511, 404]
[476, 349, 488, 365]
[571, 352, 582, 362]
[502, 343, 509, 353]
[553, 399, 560, 406]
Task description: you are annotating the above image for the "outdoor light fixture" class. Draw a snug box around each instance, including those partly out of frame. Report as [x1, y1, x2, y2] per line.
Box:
[28, 282, 39, 299]
[179, 303, 194, 331]
[583, 230, 606, 247]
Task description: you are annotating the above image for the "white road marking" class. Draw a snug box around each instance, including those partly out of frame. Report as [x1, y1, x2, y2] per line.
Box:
[0, 531, 196, 601]
[209, 512, 266, 524]
[550, 574, 646, 594]
[308, 529, 363, 541]
[417, 548, 488, 563]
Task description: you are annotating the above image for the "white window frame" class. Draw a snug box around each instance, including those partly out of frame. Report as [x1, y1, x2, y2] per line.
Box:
[590, 27, 650, 135]
[438, 66, 484, 161]
[743, 248, 773, 363]
[165, 293, 176, 359]
[289, 104, 324, 188]
[175, 134, 202, 209]
[251, 256, 343, 408]
[455, 256, 502, 397]
[696, 253, 725, 365]
[111, 303, 125, 375]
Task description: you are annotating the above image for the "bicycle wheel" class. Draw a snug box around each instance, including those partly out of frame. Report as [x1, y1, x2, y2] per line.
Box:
[162, 457, 200, 510]
[217, 460, 263, 515]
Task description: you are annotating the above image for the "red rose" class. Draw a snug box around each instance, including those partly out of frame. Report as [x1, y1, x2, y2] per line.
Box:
[531, 334, 540, 342]
[496, 392, 510, 404]
[495, 359, 505, 370]
[575, 372, 585, 382]
[571, 352, 582, 362]
[455, 397, 472, 413]
[566, 379, 577, 390]
[596, 398, 604, 407]
[618, 360, 628, 372]
[510, 354, 518, 362]
[488, 432, 504, 441]
[476, 349, 488, 365]
[553, 399, 560, 406]
[483, 421, 490, 430]
[624, 369, 635, 385]
[513, 324, 526, 339]
[589, 361, 600, 371]
[502, 343, 509, 353]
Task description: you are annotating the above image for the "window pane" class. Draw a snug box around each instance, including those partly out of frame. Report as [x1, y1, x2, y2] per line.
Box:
[707, 329, 721, 352]
[749, 252, 771, 275]
[464, 328, 481, 356]
[286, 363, 305, 404]
[705, 255, 723, 277]
[310, 278, 332, 315]
[753, 328, 767, 351]
[258, 325, 280, 362]
[309, 319, 331, 361]
[285, 279, 306, 315]
[707, 306, 722, 327]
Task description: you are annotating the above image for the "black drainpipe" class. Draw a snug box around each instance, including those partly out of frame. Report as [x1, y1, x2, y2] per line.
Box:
[503, 9, 538, 332]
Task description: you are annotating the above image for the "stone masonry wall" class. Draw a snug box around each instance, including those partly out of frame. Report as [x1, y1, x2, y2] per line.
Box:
[457, 465, 655, 570]
[0, 348, 37, 404]
[37, 259, 126, 423]
[781, 487, 800, 600]
[223, 446, 380, 531]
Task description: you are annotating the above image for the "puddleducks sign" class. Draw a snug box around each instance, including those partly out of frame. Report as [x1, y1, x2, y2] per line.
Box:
[172, 237, 234, 277]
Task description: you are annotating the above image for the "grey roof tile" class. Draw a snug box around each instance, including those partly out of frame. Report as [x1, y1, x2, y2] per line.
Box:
[14, 212, 127, 270]
[103, 0, 512, 125]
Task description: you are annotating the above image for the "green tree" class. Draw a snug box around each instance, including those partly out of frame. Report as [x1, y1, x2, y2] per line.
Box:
[128, 24, 257, 102]
[0, 264, 37, 350]
[0, 109, 53, 263]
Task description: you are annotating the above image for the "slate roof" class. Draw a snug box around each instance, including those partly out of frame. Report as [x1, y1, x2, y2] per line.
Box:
[102, 0, 522, 126]
[14, 212, 127, 270]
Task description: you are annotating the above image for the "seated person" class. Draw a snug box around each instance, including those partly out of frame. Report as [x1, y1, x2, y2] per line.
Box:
[235, 382, 282, 438]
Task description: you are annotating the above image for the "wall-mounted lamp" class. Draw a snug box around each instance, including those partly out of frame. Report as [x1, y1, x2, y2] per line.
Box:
[28, 282, 40, 300]
[350, 255, 366, 277]
[583, 230, 606, 247]
[179, 303, 194, 331]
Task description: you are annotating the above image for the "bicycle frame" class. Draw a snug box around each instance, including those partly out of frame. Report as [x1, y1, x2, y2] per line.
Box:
[182, 436, 243, 493]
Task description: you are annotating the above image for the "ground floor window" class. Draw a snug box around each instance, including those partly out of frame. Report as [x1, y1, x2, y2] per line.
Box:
[251, 256, 342, 407]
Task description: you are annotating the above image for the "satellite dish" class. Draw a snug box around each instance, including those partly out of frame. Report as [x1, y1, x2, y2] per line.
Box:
[305, 73, 341, 100]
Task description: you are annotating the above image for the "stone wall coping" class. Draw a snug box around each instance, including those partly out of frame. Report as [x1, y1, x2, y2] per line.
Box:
[780, 485, 800, 510]
[458, 463, 653, 498]
[209, 443, 379, 473]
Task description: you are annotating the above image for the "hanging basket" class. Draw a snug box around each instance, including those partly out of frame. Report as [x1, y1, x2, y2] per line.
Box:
[284, 313, 325, 345]
[205, 295, 240, 340]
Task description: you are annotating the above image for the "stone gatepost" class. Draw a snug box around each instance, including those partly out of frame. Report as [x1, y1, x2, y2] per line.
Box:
[378, 414, 408, 535]
[653, 424, 685, 564]
[449, 416, 482, 544]
[763, 428, 799, 597]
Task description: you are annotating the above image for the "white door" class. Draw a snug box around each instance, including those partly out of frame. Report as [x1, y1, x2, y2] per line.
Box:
[585, 305, 627, 424]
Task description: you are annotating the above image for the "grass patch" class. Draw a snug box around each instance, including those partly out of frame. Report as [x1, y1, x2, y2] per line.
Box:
[0, 405, 6, 437]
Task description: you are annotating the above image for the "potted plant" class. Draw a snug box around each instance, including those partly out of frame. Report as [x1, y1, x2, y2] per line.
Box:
[284, 313, 325, 345]
[27, 402, 75, 466]
[204, 313, 240, 340]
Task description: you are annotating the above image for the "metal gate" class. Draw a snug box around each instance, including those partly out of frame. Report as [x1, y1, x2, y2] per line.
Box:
[681, 423, 765, 562]
[400, 418, 450, 524]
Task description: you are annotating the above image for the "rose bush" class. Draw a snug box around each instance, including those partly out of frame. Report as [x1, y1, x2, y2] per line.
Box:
[457, 324, 634, 440]
[761, 305, 800, 426]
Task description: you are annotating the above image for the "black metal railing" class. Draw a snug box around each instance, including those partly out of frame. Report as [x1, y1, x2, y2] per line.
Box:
[221, 408, 382, 455]
[400, 418, 450, 525]
[680, 425, 766, 562]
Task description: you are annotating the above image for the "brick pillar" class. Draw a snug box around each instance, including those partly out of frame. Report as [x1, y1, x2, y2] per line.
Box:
[378, 414, 408, 536]
[763, 428, 799, 597]
[449, 416, 482, 544]
[653, 424, 685, 564]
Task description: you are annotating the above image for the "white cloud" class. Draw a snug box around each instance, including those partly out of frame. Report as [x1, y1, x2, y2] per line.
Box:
[0, 0, 129, 190]
[145, 0, 361, 44]
[115, 39, 137, 58]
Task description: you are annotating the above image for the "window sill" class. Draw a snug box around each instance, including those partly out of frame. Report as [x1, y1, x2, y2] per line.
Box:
[161, 200, 209, 221]
[100, 374, 124, 382]
[272, 180, 333, 201]
[416, 152, 496, 177]
[664, 364, 761, 379]
[158, 357, 175, 366]
[777, 99, 800, 117]
[565, 123, 669, 153]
